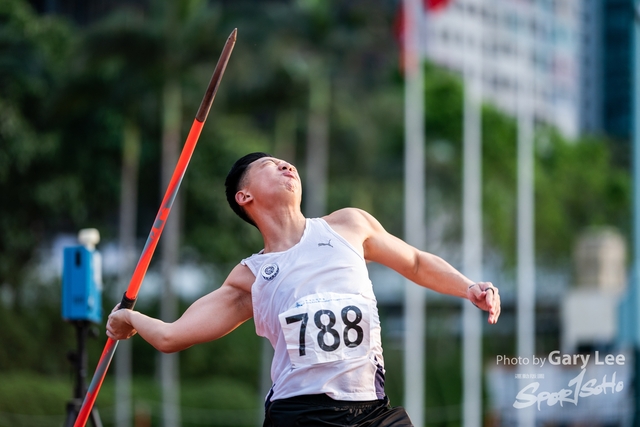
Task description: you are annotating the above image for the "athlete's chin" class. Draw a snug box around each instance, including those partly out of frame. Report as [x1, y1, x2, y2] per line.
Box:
[283, 182, 301, 194]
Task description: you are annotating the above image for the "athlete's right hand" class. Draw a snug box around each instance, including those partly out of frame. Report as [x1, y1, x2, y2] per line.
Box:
[106, 304, 138, 340]
[467, 282, 501, 324]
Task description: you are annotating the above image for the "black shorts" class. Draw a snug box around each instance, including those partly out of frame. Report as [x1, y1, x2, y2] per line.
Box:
[263, 394, 414, 427]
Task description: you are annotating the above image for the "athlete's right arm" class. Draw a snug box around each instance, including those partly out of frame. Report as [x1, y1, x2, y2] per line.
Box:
[106, 263, 255, 353]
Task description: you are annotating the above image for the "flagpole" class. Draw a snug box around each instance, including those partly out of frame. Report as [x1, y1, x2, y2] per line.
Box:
[462, 0, 483, 425]
[403, 0, 427, 425]
[516, 4, 536, 425]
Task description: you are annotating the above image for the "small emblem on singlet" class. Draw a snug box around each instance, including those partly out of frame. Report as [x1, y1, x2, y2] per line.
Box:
[318, 239, 333, 248]
[261, 263, 280, 281]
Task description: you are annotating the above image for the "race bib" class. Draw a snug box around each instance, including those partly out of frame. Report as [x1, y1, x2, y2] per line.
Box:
[279, 293, 372, 368]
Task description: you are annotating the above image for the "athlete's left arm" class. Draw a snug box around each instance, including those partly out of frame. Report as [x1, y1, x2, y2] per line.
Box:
[327, 208, 500, 324]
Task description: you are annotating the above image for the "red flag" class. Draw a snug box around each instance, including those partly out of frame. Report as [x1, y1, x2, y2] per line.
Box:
[426, 0, 451, 12]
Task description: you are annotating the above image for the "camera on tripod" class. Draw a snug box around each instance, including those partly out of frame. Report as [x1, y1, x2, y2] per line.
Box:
[62, 228, 102, 324]
[62, 228, 104, 427]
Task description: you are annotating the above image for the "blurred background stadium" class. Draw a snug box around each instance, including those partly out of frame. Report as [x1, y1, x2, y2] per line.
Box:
[0, 0, 637, 426]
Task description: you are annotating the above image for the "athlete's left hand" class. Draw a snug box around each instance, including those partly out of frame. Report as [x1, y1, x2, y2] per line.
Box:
[106, 303, 138, 340]
[467, 282, 501, 324]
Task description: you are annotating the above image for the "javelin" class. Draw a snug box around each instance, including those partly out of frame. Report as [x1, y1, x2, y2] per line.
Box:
[72, 28, 237, 427]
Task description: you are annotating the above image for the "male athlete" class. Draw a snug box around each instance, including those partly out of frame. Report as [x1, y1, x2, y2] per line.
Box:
[107, 152, 501, 426]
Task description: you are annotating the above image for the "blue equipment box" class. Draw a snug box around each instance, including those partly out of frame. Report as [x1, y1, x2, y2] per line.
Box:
[61, 245, 102, 323]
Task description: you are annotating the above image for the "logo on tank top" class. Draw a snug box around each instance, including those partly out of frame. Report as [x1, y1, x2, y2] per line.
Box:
[317, 239, 333, 248]
[260, 263, 280, 281]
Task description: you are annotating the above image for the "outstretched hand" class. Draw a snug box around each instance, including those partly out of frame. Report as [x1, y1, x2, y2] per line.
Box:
[106, 304, 138, 341]
[467, 282, 501, 324]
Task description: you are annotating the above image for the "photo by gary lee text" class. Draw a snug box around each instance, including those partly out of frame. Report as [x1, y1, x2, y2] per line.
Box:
[496, 350, 626, 370]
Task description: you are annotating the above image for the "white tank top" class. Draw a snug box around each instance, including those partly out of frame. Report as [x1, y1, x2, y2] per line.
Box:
[241, 218, 386, 402]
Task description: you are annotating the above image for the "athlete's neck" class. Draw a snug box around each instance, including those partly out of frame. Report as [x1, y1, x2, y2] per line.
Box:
[257, 210, 307, 253]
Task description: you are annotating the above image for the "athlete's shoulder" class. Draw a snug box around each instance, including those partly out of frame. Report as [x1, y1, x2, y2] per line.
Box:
[323, 208, 383, 235]
[223, 262, 256, 294]
[324, 207, 369, 220]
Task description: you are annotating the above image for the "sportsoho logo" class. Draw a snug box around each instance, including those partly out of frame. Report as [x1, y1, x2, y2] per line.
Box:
[495, 350, 627, 411]
[261, 263, 280, 281]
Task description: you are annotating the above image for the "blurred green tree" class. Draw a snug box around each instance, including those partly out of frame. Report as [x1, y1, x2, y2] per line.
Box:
[0, 0, 74, 302]
[418, 64, 630, 269]
[0, 0, 631, 396]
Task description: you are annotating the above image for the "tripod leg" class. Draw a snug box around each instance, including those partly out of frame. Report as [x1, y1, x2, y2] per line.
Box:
[64, 401, 78, 427]
[89, 407, 103, 427]
[66, 321, 104, 427]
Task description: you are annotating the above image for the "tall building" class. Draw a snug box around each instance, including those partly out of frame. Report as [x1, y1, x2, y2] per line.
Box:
[579, 0, 603, 135]
[423, 0, 633, 141]
[601, 0, 633, 140]
[425, 0, 582, 138]
[426, 0, 634, 140]
[579, 0, 633, 140]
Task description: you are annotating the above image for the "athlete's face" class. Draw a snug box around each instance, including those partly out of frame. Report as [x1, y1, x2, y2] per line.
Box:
[242, 156, 301, 200]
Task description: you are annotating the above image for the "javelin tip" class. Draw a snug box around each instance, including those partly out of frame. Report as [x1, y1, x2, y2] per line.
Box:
[194, 28, 237, 122]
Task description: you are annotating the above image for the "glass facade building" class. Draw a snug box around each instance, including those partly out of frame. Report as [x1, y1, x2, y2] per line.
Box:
[425, 0, 634, 140]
